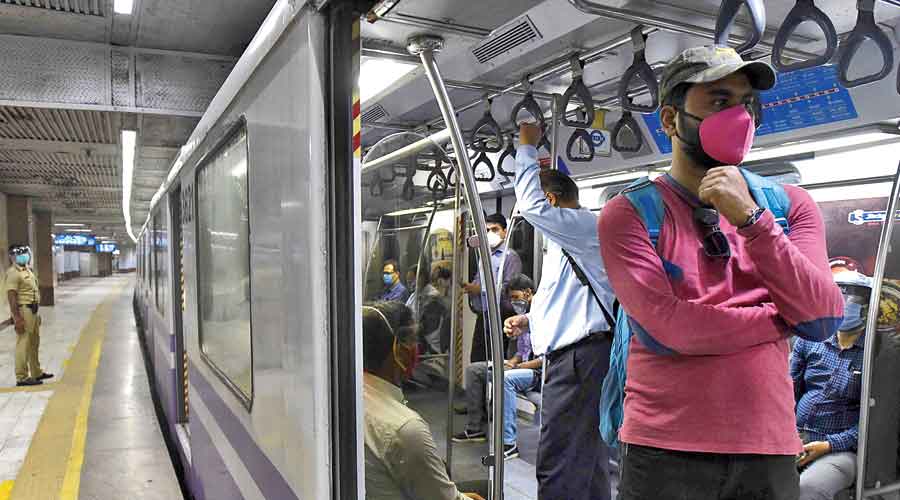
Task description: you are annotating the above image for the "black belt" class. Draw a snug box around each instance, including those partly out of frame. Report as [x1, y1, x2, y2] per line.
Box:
[19, 303, 38, 313]
[547, 330, 611, 360]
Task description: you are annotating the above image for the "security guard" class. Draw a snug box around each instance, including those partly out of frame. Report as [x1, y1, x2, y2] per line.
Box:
[6, 244, 52, 386]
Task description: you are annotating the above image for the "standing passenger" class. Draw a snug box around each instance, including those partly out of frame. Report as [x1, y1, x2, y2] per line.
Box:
[378, 260, 409, 303]
[462, 213, 521, 362]
[5, 245, 52, 387]
[598, 46, 844, 500]
[505, 124, 616, 500]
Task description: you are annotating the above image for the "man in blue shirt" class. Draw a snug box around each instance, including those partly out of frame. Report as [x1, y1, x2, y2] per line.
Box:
[378, 259, 409, 303]
[454, 274, 542, 461]
[505, 123, 616, 500]
[462, 213, 521, 362]
[792, 270, 870, 500]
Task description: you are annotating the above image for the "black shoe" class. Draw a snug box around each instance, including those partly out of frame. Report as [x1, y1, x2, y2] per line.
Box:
[16, 378, 42, 387]
[36, 373, 53, 381]
[503, 444, 519, 460]
[453, 404, 468, 415]
[452, 429, 486, 442]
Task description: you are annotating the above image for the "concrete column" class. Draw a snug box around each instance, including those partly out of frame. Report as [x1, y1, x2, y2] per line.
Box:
[33, 211, 54, 306]
[6, 195, 31, 250]
[0, 192, 8, 256]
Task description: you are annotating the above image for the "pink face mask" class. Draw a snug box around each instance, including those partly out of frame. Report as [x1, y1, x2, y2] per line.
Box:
[677, 104, 757, 168]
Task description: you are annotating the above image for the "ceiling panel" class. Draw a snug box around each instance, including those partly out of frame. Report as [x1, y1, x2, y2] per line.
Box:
[0, 0, 103, 16]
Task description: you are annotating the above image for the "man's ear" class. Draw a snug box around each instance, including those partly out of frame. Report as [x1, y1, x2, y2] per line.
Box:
[660, 105, 677, 138]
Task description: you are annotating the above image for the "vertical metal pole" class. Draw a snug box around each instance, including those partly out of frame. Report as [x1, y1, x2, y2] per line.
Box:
[856, 161, 900, 499]
[446, 181, 463, 474]
[414, 37, 505, 500]
[550, 94, 562, 171]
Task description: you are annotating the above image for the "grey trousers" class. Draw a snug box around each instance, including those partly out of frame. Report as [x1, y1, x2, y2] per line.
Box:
[799, 452, 855, 500]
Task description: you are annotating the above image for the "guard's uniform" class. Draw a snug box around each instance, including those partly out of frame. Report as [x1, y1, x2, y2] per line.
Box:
[5, 265, 43, 382]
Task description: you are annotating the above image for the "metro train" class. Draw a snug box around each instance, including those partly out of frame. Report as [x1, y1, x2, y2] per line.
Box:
[131, 0, 900, 499]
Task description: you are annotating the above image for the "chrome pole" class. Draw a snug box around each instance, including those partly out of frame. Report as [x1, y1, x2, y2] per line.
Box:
[550, 94, 561, 171]
[856, 161, 900, 500]
[361, 128, 452, 173]
[411, 34, 505, 500]
[446, 181, 463, 474]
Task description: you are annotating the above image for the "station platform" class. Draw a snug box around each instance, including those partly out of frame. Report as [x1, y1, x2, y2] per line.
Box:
[0, 276, 183, 500]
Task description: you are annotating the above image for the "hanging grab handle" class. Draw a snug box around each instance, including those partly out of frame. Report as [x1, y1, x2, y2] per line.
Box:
[566, 128, 595, 163]
[509, 75, 546, 127]
[369, 178, 384, 197]
[619, 27, 659, 113]
[715, 0, 766, 53]
[538, 130, 552, 153]
[497, 135, 517, 178]
[472, 149, 496, 182]
[561, 55, 596, 127]
[426, 164, 449, 195]
[772, 0, 837, 72]
[611, 109, 644, 153]
[470, 98, 504, 153]
[838, 0, 894, 88]
[401, 177, 416, 201]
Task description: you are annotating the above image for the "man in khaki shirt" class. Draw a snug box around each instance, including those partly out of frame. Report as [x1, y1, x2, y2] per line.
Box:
[6, 245, 52, 386]
[362, 301, 484, 500]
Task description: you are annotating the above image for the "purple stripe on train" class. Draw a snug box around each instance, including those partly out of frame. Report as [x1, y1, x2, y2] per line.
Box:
[190, 362, 299, 500]
[191, 408, 245, 500]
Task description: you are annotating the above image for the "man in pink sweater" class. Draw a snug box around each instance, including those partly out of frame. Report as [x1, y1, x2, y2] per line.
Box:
[598, 46, 844, 499]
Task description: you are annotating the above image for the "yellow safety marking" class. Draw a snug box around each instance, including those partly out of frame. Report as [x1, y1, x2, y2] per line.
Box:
[0, 480, 13, 500]
[9, 283, 123, 500]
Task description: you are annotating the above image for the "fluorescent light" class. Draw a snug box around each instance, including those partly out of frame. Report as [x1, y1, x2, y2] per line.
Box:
[114, 0, 133, 15]
[65, 228, 93, 232]
[54, 223, 85, 227]
[746, 131, 899, 163]
[122, 130, 138, 243]
[359, 58, 417, 103]
[384, 206, 442, 217]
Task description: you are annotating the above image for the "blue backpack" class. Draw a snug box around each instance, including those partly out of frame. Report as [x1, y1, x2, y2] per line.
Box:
[598, 168, 792, 450]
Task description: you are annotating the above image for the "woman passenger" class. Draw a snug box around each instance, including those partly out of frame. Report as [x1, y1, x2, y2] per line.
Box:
[362, 301, 484, 500]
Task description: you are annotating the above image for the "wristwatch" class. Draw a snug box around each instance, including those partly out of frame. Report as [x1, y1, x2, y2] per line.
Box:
[739, 207, 766, 229]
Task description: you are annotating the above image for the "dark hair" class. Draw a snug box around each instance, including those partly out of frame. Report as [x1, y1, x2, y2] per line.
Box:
[431, 265, 452, 282]
[662, 82, 691, 109]
[362, 301, 416, 371]
[484, 212, 507, 230]
[8, 244, 27, 255]
[383, 259, 400, 274]
[539, 169, 579, 204]
[508, 273, 535, 293]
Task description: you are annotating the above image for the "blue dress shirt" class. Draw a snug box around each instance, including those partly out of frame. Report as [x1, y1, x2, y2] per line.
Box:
[513, 145, 615, 355]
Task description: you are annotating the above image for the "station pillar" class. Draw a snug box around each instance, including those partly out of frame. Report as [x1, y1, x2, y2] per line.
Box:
[33, 211, 55, 306]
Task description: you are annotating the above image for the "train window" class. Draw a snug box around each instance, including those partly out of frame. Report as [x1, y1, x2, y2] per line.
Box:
[155, 205, 169, 317]
[195, 125, 253, 405]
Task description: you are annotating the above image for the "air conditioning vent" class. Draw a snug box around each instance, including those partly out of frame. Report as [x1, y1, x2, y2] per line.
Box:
[471, 15, 542, 65]
[361, 104, 389, 123]
[0, 0, 102, 16]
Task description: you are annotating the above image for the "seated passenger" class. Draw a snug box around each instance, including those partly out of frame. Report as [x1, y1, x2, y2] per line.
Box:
[406, 265, 439, 318]
[453, 274, 541, 460]
[793, 271, 871, 500]
[418, 264, 452, 354]
[362, 301, 483, 500]
[378, 259, 409, 303]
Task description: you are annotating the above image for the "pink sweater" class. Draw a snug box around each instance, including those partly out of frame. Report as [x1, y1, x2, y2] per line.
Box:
[598, 175, 843, 455]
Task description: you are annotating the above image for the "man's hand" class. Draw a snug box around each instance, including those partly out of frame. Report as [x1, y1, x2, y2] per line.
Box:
[13, 316, 24, 335]
[797, 441, 831, 467]
[464, 493, 485, 500]
[462, 282, 481, 295]
[698, 166, 758, 227]
[504, 314, 529, 338]
[519, 123, 542, 147]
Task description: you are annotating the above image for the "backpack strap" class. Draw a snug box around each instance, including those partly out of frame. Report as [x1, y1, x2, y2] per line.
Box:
[560, 248, 616, 329]
[621, 177, 665, 248]
[740, 168, 791, 234]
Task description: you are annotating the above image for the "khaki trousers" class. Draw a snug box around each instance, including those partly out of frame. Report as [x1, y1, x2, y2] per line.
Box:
[15, 308, 42, 382]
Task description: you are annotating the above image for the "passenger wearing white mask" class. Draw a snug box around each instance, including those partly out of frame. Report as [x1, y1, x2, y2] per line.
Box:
[461, 212, 521, 362]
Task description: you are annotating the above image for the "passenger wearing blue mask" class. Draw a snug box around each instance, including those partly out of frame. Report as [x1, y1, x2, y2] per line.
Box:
[791, 270, 871, 500]
[378, 259, 409, 303]
[454, 273, 541, 461]
[5, 245, 52, 386]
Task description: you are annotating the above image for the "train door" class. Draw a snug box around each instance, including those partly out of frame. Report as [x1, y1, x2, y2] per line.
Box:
[856, 162, 900, 500]
[170, 184, 189, 427]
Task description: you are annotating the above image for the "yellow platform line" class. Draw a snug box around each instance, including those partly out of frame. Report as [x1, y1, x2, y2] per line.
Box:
[0, 480, 12, 500]
[9, 283, 123, 500]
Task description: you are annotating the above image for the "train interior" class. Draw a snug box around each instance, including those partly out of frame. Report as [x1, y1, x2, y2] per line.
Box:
[357, 0, 900, 499]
